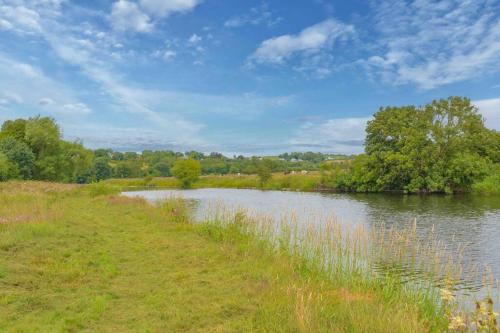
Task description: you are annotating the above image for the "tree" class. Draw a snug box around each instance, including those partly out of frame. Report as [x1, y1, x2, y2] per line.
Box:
[0, 152, 19, 181]
[347, 97, 496, 193]
[257, 159, 273, 187]
[171, 159, 201, 188]
[152, 161, 171, 177]
[0, 119, 27, 142]
[92, 157, 113, 181]
[0, 137, 35, 179]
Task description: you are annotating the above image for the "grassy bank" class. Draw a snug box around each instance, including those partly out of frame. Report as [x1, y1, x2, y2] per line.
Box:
[0, 181, 448, 332]
[104, 172, 323, 192]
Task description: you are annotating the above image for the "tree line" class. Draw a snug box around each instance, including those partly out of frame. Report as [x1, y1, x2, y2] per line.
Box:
[0, 117, 345, 183]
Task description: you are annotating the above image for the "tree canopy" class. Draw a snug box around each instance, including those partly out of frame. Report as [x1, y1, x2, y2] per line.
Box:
[338, 97, 499, 193]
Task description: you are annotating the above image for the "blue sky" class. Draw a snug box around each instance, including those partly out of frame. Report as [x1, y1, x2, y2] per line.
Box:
[0, 0, 499, 155]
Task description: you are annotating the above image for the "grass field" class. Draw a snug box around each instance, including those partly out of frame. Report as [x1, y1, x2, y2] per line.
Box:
[0, 181, 451, 332]
[104, 172, 323, 192]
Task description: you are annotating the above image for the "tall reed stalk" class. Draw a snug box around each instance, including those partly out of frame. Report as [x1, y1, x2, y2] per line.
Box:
[194, 202, 499, 332]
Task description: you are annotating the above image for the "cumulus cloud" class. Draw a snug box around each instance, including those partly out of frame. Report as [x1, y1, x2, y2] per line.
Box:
[365, 0, 500, 89]
[108, 0, 201, 33]
[110, 0, 153, 33]
[248, 18, 355, 69]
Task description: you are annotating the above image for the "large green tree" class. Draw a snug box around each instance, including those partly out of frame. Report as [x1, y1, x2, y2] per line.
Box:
[347, 97, 498, 193]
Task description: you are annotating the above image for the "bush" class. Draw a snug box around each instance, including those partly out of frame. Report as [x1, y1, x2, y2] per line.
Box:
[171, 159, 201, 188]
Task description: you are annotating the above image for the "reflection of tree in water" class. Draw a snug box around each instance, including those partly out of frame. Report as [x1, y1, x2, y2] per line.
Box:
[340, 193, 500, 295]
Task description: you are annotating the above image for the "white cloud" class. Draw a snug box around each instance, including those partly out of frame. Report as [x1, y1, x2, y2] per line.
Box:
[0, 5, 42, 32]
[249, 19, 355, 66]
[224, 3, 282, 28]
[291, 117, 370, 154]
[61, 102, 92, 115]
[188, 33, 202, 44]
[139, 0, 202, 18]
[110, 0, 153, 33]
[474, 98, 500, 130]
[366, 0, 500, 89]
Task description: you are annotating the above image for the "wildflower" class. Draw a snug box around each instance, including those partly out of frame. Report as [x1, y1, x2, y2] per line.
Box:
[440, 288, 455, 302]
[448, 315, 466, 330]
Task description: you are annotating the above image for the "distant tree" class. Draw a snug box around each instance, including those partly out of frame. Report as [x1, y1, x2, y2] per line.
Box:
[152, 161, 171, 177]
[186, 151, 205, 160]
[92, 157, 113, 181]
[114, 162, 133, 178]
[209, 152, 225, 159]
[171, 159, 201, 188]
[257, 159, 273, 186]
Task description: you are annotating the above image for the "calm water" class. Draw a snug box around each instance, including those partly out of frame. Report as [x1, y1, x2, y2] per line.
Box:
[123, 188, 500, 295]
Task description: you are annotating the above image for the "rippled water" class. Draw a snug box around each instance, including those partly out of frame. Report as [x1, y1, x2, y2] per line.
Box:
[123, 188, 500, 296]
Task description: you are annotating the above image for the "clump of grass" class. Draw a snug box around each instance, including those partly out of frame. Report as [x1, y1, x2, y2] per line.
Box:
[157, 196, 191, 224]
[86, 183, 120, 197]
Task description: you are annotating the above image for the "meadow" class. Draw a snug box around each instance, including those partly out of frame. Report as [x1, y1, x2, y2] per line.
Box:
[1, 181, 498, 332]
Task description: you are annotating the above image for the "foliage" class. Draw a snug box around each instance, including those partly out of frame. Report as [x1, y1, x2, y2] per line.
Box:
[0, 137, 35, 179]
[0, 152, 19, 181]
[339, 97, 499, 193]
[257, 159, 274, 186]
[171, 159, 201, 188]
[472, 165, 500, 195]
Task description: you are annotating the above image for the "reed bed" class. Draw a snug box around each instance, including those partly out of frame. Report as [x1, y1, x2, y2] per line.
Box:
[194, 201, 500, 332]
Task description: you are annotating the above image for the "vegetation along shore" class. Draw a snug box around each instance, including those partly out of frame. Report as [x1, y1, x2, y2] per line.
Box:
[2, 181, 499, 332]
[1, 97, 498, 194]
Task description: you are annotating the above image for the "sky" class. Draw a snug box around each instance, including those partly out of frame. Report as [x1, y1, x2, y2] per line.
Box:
[0, 0, 500, 155]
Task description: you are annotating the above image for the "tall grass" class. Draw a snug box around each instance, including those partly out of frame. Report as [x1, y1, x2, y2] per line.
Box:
[196, 203, 499, 332]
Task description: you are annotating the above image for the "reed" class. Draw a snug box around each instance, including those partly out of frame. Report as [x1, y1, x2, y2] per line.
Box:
[196, 203, 499, 332]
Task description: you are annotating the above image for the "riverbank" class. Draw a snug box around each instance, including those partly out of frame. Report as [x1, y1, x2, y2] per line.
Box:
[103, 170, 500, 195]
[0, 181, 447, 332]
[104, 172, 323, 192]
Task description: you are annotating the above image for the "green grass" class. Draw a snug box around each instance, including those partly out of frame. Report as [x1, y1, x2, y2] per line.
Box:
[0, 181, 446, 332]
[104, 172, 322, 192]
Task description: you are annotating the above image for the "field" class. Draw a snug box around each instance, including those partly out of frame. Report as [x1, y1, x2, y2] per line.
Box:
[0, 181, 449, 332]
[104, 172, 323, 192]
